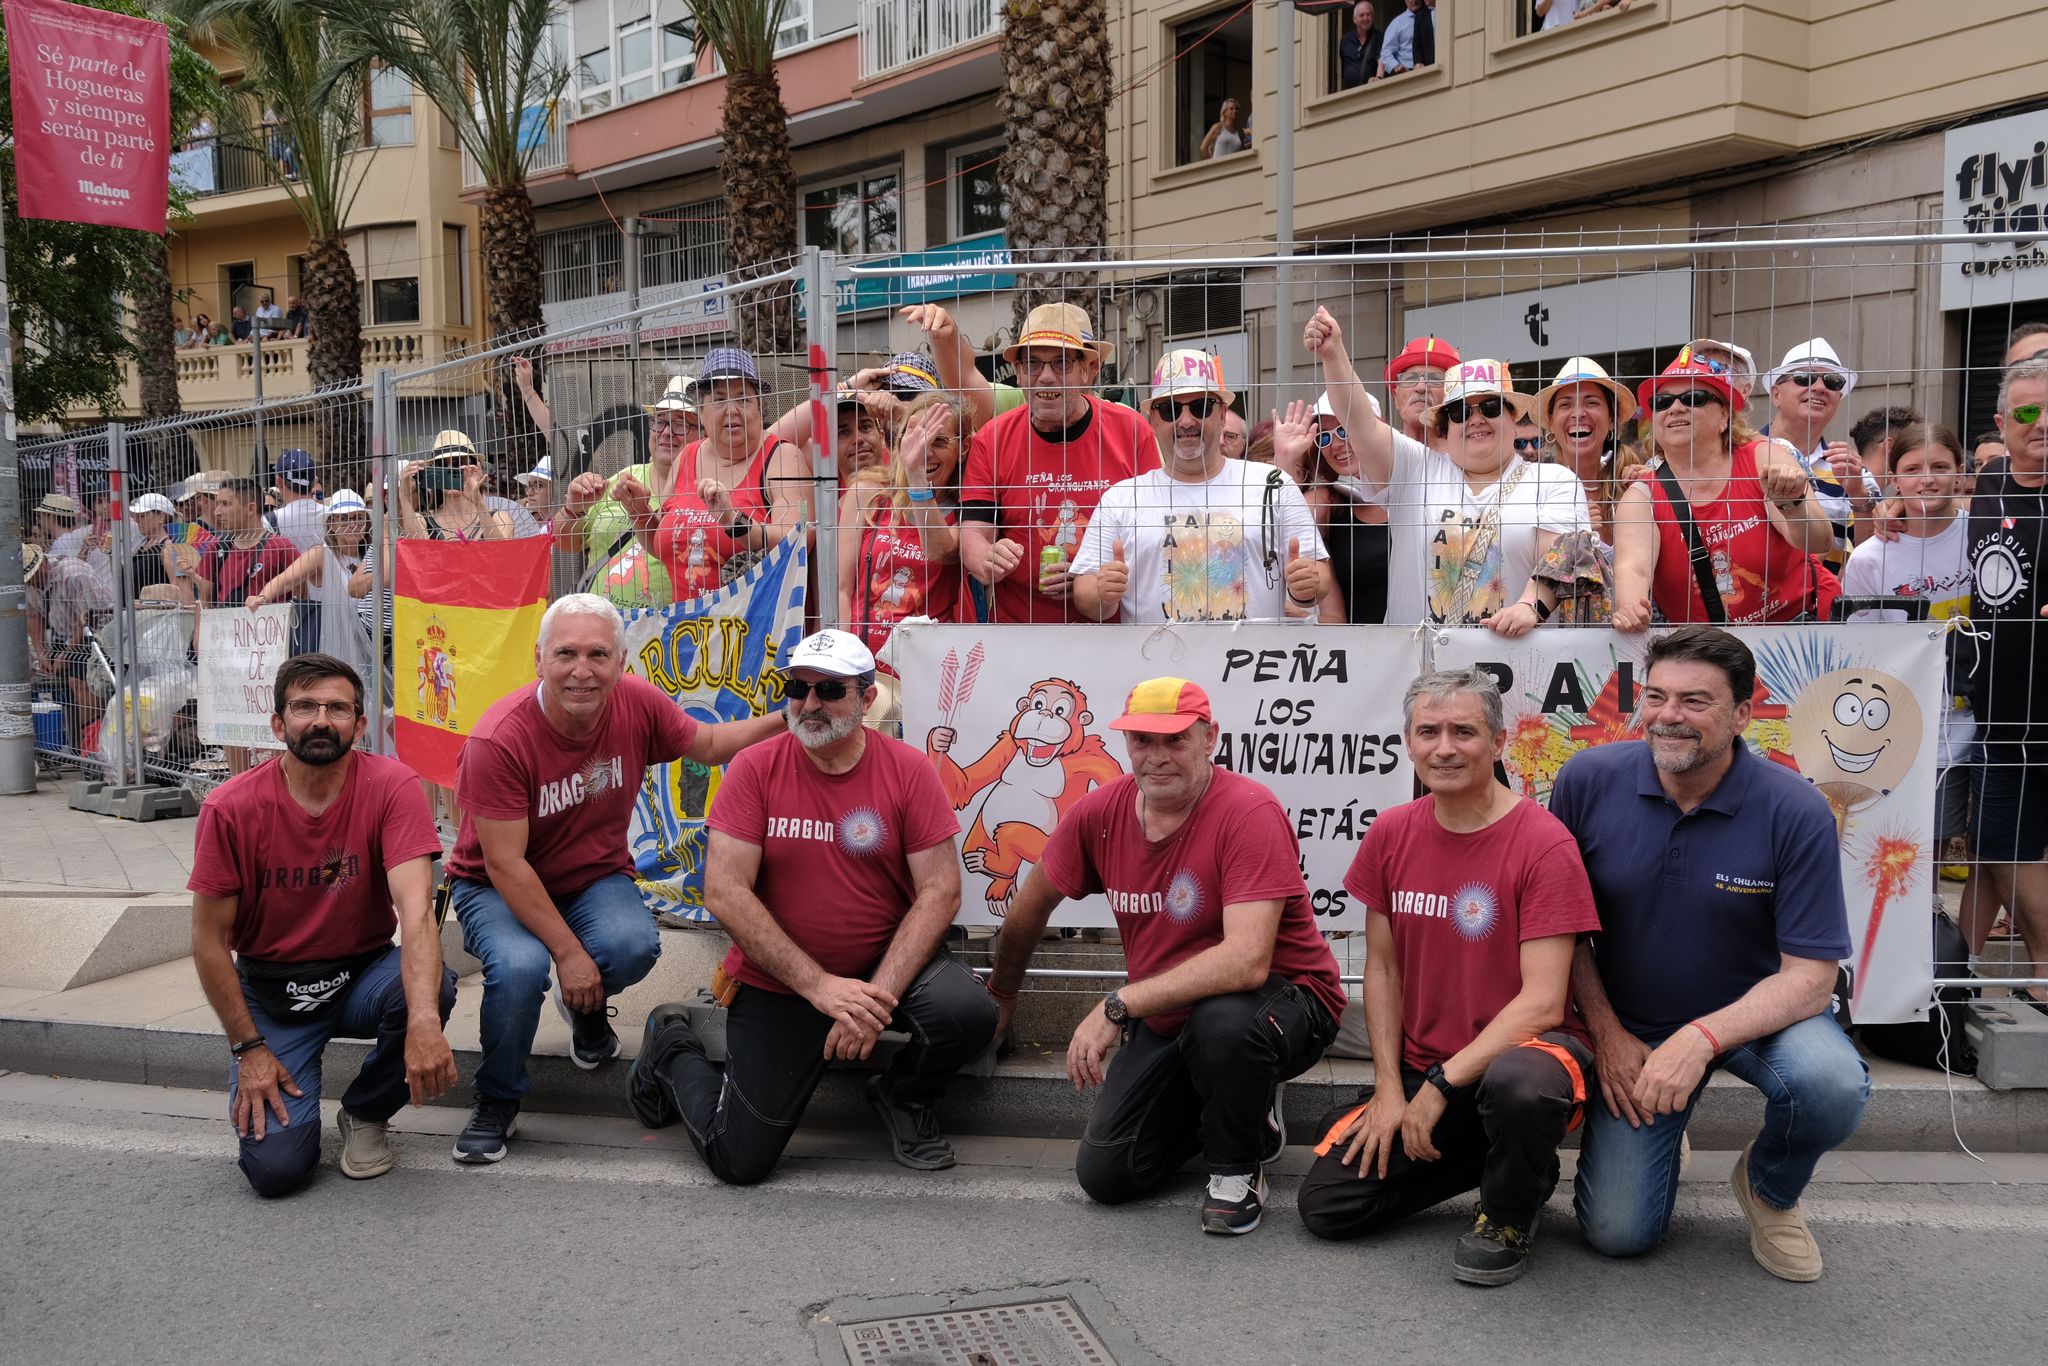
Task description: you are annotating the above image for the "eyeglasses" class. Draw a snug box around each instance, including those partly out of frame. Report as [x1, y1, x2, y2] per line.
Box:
[1513, 436, 1544, 454]
[1441, 396, 1504, 424]
[784, 677, 856, 702]
[1395, 371, 1446, 390]
[283, 700, 359, 721]
[650, 412, 695, 430]
[1020, 352, 1087, 377]
[2008, 403, 2045, 426]
[1314, 425, 1349, 449]
[1150, 396, 1219, 421]
[1786, 370, 1848, 392]
[1651, 388, 1721, 412]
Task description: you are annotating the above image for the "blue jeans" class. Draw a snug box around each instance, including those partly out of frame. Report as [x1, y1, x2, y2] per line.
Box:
[1573, 1013, 1870, 1257]
[228, 945, 458, 1199]
[453, 872, 660, 1102]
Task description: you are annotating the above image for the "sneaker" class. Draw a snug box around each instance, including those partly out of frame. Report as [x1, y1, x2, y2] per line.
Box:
[552, 983, 620, 1070]
[451, 1096, 521, 1165]
[626, 1004, 700, 1130]
[1732, 1142, 1823, 1281]
[864, 1075, 958, 1171]
[1201, 1170, 1267, 1235]
[1454, 1210, 1536, 1286]
[336, 1107, 394, 1180]
[1262, 1081, 1288, 1166]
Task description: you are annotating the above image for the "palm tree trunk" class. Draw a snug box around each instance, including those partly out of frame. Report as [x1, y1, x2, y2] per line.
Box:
[134, 236, 182, 423]
[998, 0, 1112, 332]
[303, 233, 368, 491]
[722, 67, 799, 356]
[480, 180, 547, 466]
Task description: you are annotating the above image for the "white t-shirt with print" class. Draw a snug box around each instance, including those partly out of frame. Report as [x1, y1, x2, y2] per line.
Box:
[1841, 513, 1977, 768]
[1072, 459, 1327, 623]
[1358, 431, 1590, 625]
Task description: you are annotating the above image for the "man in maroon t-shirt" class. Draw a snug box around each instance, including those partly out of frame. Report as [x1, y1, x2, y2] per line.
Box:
[442, 593, 784, 1165]
[189, 653, 458, 1198]
[1299, 668, 1601, 1286]
[629, 629, 997, 1180]
[986, 678, 1343, 1235]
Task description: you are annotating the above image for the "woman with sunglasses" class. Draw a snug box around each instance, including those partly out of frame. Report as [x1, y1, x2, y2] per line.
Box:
[1609, 351, 1837, 631]
[1521, 358, 1643, 623]
[1271, 395, 1385, 623]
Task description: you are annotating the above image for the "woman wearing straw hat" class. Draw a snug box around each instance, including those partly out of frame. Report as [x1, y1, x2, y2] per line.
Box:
[397, 430, 516, 543]
[1521, 358, 1641, 624]
[246, 490, 377, 681]
[556, 373, 694, 607]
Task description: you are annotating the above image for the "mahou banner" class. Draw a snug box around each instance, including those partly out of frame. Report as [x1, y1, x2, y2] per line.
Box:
[5, 0, 170, 233]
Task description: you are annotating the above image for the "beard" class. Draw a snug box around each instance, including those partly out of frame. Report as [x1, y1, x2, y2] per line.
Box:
[787, 706, 860, 750]
[1647, 722, 1727, 775]
[286, 726, 349, 766]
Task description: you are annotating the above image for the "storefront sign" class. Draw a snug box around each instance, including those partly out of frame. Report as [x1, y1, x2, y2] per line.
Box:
[1404, 268, 1693, 360]
[1941, 109, 2048, 312]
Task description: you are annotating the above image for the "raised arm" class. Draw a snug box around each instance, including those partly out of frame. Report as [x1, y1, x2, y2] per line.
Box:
[1304, 306, 1395, 490]
[901, 304, 996, 433]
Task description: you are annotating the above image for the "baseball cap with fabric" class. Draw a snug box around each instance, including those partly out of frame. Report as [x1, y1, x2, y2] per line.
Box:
[276, 448, 315, 488]
[1149, 349, 1235, 409]
[781, 628, 876, 679]
[1110, 677, 1214, 734]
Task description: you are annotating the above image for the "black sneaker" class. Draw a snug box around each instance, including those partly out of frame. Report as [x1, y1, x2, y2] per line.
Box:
[1262, 1081, 1288, 1166]
[451, 1096, 521, 1165]
[552, 983, 620, 1070]
[1201, 1170, 1267, 1235]
[1453, 1210, 1536, 1286]
[626, 1005, 700, 1130]
[864, 1075, 957, 1171]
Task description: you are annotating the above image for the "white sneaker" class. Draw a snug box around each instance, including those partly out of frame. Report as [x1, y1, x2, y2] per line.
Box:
[1201, 1170, 1267, 1235]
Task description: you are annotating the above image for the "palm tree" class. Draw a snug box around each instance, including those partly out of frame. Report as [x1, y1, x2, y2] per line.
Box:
[997, 0, 1112, 332]
[684, 0, 800, 354]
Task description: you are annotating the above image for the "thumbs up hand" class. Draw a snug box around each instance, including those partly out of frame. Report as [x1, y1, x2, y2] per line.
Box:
[1283, 536, 1319, 618]
[1097, 538, 1130, 617]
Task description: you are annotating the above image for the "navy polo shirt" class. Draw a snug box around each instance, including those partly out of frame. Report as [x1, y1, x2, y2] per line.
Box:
[1549, 739, 1850, 1038]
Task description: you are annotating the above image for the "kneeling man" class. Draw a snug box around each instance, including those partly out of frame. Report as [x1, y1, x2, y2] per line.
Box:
[629, 630, 997, 1180]
[1298, 669, 1600, 1285]
[986, 678, 1344, 1235]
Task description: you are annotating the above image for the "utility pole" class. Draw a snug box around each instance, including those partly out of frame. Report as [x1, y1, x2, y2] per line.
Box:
[0, 201, 35, 794]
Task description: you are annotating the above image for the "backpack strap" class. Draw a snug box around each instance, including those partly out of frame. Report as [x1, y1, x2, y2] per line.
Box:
[1652, 461, 1726, 624]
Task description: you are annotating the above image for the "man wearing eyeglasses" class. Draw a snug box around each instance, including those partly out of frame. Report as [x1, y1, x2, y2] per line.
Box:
[1072, 349, 1331, 623]
[959, 302, 1159, 622]
[1386, 336, 1461, 447]
[189, 653, 459, 1197]
[1762, 338, 1875, 566]
[629, 629, 997, 1181]
[442, 594, 786, 1166]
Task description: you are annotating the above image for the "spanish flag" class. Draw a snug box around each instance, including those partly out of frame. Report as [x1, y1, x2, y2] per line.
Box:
[394, 537, 550, 787]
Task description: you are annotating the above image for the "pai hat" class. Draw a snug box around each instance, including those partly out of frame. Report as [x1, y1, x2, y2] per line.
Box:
[1148, 348, 1235, 408]
[690, 347, 764, 398]
[1002, 302, 1113, 363]
[781, 628, 877, 680]
[514, 457, 553, 487]
[648, 374, 698, 413]
[1385, 336, 1462, 383]
[1635, 344, 1749, 415]
[22, 543, 45, 581]
[34, 493, 79, 520]
[320, 489, 369, 518]
[1533, 357, 1638, 427]
[1314, 389, 1381, 422]
[1764, 337, 1857, 394]
[276, 448, 315, 488]
[1422, 359, 1534, 427]
[1110, 677, 1214, 735]
[130, 493, 176, 517]
[425, 429, 479, 463]
[1687, 337, 1760, 394]
[881, 352, 940, 396]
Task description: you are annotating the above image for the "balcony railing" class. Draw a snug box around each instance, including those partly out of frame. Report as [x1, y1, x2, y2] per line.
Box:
[858, 0, 1000, 80]
[461, 102, 572, 192]
[168, 135, 289, 199]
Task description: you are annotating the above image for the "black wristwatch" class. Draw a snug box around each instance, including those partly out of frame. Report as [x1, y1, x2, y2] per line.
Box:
[231, 1034, 268, 1058]
[1423, 1061, 1457, 1100]
[1103, 990, 1130, 1026]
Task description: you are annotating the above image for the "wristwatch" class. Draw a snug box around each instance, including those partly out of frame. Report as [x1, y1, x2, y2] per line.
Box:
[1422, 1061, 1457, 1099]
[1103, 990, 1130, 1026]
[230, 1035, 268, 1059]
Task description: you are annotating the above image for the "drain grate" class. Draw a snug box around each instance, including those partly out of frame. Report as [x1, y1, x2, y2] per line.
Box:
[838, 1297, 1119, 1365]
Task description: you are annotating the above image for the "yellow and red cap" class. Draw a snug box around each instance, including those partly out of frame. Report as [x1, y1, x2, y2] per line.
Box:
[1109, 677, 1213, 734]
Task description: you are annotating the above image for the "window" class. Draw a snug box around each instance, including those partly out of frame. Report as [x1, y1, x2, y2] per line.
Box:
[1171, 7, 1254, 167]
[1324, 1, 1386, 93]
[777, 0, 811, 50]
[803, 172, 900, 257]
[365, 65, 414, 147]
[660, 18, 697, 87]
[949, 138, 1007, 241]
[617, 16, 655, 103]
[641, 199, 730, 285]
[1164, 271, 1243, 337]
[348, 225, 421, 325]
[540, 222, 626, 303]
[577, 47, 612, 114]
[443, 225, 471, 327]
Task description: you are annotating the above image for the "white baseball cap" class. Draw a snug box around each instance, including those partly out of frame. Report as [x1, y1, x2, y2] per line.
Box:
[781, 629, 876, 679]
[1313, 389, 1381, 421]
[130, 493, 176, 516]
[321, 489, 369, 518]
[515, 457, 553, 487]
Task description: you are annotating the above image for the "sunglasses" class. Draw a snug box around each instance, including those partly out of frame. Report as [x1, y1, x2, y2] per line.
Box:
[1151, 396, 1219, 421]
[1314, 425, 1349, 449]
[1786, 370, 1848, 392]
[1513, 436, 1544, 454]
[1441, 396, 1504, 424]
[784, 677, 856, 702]
[2009, 403, 2045, 426]
[1651, 388, 1721, 412]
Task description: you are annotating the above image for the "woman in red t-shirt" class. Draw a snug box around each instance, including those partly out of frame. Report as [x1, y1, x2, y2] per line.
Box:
[838, 394, 968, 660]
[619, 347, 812, 601]
[1611, 351, 1837, 628]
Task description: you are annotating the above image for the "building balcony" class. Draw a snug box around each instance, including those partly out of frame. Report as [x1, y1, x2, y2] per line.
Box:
[858, 0, 1000, 81]
[461, 102, 574, 194]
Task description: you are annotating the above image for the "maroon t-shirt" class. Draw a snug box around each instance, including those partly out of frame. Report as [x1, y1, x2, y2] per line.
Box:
[708, 730, 960, 993]
[1344, 796, 1602, 1070]
[188, 752, 441, 962]
[445, 674, 698, 894]
[198, 528, 296, 602]
[1039, 768, 1345, 1035]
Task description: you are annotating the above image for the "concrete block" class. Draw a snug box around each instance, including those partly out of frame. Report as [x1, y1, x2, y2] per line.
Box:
[1966, 1000, 2048, 1090]
[0, 898, 194, 992]
[65, 780, 195, 822]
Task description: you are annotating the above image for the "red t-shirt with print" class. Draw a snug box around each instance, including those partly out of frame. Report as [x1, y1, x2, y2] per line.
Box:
[854, 503, 962, 664]
[653, 436, 784, 599]
[1039, 768, 1345, 1035]
[445, 674, 698, 895]
[1644, 439, 1825, 624]
[709, 730, 962, 993]
[188, 752, 442, 962]
[959, 397, 1158, 623]
[1343, 796, 1602, 1070]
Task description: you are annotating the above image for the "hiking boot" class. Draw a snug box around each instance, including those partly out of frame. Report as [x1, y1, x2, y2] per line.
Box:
[552, 983, 620, 1070]
[451, 1096, 521, 1164]
[626, 1004, 700, 1130]
[336, 1107, 394, 1180]
[864, 1075, 957, 1171]
[1201, 1170, 1267, 1235]
[1732, 1142, 1823, 1281]
[1454, 1210, 1536, 1286]
[1262, 1081, 1289, 1166]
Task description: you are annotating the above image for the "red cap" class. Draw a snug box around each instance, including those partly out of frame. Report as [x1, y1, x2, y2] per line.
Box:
[1385, 336, 1462, 383]
[1109, 677, 1213, 734]
[1635, 345, 1748, 417]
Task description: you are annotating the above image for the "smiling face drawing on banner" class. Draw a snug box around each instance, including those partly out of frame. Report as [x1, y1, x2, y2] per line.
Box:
[1784, 667, 1923, 839]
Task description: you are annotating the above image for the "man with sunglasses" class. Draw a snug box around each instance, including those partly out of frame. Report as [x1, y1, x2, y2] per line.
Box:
[1072, 349, 1330, 623]
[629, 629, 997, 1180]
[1763, 339, 1875, 566]
[443, 594, 787, 1166]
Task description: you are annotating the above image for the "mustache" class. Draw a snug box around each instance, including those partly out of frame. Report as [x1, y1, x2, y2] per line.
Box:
[1648, 723, 1700, 741]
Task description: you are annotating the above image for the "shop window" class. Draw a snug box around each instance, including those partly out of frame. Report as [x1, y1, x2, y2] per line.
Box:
[803, 172, 900, 257]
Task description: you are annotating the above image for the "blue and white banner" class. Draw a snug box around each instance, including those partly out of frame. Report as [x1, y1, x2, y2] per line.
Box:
[624, 535, 808, 923]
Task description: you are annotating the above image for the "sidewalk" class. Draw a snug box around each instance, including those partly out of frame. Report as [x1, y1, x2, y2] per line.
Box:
[0, 780, 195, 897]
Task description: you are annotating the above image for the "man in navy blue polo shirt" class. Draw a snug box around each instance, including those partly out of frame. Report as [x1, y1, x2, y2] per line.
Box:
[1549, 625, 1869, 1283]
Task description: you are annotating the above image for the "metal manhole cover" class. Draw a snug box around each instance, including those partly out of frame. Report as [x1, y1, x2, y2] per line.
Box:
[838, 1297, 1118, 1365]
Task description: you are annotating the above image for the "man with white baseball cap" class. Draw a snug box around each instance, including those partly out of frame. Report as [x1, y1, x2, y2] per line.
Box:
[1072, 348, 1331, 623]
[1762, 337, 1872, 565]
[628, 628, 996, 1181]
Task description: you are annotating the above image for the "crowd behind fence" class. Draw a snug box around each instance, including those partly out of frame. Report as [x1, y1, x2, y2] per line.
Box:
[15, 230, 2048, 1008]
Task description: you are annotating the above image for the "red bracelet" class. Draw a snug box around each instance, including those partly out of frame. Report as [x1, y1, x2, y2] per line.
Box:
[983, 978, 1019, 1004]
[1689, 1020, 1722, 1053]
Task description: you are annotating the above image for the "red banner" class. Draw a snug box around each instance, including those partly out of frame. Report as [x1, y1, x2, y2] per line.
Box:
[4, 0, 169, 233]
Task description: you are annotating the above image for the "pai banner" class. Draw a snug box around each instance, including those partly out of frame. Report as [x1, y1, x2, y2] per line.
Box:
[4, 0, 170, 233]
[625, 535, 808, 923]
[393, 537, 549, 788]
[895, 623, 1420, 931]
[195, 603, 290, 747]
[1433, 624, 1943, 1025]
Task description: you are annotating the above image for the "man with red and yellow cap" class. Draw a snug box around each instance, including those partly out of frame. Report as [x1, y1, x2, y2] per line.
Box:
[985, 677, 1344, 1235]
[1386, 335, 1462, 447]
[958, 303, 1159, 622]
